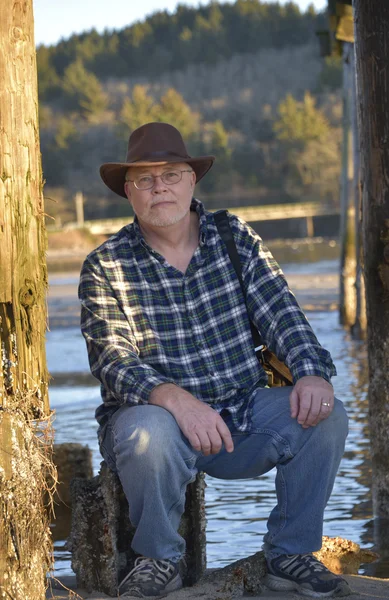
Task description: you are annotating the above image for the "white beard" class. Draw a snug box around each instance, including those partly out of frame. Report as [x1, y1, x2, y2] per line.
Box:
[141, 204, 189, 227]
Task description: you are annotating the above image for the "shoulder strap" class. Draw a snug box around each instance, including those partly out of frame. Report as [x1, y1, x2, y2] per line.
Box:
[214, 210, 266, 357]
[214, 210, 244, 283]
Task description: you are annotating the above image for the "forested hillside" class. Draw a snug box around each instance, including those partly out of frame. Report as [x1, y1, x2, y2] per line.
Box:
[37, 0, 343, 224]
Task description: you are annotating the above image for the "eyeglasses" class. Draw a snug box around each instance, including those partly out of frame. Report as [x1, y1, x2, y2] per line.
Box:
[127, 169, 193, 190]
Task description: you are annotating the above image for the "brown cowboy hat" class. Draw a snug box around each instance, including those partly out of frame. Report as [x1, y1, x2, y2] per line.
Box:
[100, 122, 215, 198]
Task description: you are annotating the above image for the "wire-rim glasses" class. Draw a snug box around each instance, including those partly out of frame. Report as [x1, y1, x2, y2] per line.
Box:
[128, 169, 193, 190]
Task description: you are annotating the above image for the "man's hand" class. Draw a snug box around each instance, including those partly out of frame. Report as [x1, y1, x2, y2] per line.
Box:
[149, 384, 234, 456]
[289, 375, 334, 428]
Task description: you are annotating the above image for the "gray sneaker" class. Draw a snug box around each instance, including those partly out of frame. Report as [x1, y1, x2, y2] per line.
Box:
[118, 556, 183, 598]
[264, 553, 352, 598]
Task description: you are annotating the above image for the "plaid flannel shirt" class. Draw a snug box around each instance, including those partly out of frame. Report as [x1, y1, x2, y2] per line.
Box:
[79, 198, 336, 432]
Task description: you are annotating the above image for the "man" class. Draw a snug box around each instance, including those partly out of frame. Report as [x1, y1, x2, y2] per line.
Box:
[79, 122, 350, 599]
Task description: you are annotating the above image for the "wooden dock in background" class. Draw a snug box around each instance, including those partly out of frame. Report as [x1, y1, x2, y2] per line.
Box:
[56, 202, 342, 238]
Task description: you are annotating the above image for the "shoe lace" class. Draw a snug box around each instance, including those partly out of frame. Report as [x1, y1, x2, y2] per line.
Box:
[299, 554, 329, 573]
[119, 557, 173, 590]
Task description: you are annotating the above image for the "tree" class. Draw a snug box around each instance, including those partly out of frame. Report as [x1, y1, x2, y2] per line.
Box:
[354, 0, 389, 519]
[273, 92, 329, 146]
[62, 59, 108, 120]
[43, 116, 83, 185]
[33, 4, 341, 208]
[119, 85, 157, 134]
[36, 1, 321, 83]
[273, 92, 340, 201]
[119, 86, 200, 141]
[36, 45, 61, 100]
[0, 1, 53, 597]
[54, 116, 80, 150]
[287, 136, 340, 201]
[196, 120, 232, 192]
[155, 89, 200, 139]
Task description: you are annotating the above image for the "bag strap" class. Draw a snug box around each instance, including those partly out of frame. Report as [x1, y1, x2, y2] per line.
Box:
[214, 210, 266, 363]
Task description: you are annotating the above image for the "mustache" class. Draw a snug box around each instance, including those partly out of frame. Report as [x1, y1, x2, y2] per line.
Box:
[150, 199, 174, 207]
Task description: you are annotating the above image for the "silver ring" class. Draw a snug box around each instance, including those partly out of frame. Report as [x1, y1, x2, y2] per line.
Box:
[321, 402, 330, 407]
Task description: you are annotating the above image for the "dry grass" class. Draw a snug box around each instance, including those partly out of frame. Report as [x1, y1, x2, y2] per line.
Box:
[46, 577, 84, 599]
[0, 391, 58, 599]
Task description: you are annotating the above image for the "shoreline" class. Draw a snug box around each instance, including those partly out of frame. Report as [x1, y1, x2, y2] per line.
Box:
[47, 572, 389, 600]
[46, 235, 340, 279]
[47, 264, 339, 331]
[46, 236, 340, 330]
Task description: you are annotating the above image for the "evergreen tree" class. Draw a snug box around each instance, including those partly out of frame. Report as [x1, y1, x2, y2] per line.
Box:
[155, 89, 200, 138]
[35, 1, 342, 215]
[36, 0, 319, 83]
[36, 45, 60, 99]
[273, 92, 329, 146]
[118, 87, 200, 140]
[62, 59, 108, 120]
[119, 85, 157, 134]
[273, 93, 340, 202]
[196, 120, 232, 193]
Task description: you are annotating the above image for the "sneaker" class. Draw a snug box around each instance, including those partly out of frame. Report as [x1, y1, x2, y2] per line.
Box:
[118, 556, 183, 598]
[264, 553, 352, 598]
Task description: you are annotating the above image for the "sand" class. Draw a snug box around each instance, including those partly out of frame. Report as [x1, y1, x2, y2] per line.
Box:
[46, 572, 389, 600]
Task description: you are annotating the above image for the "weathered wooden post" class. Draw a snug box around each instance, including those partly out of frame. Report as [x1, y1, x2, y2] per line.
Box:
[325, 1, 366, 335]
[325, 1, 357, 327]
[75, 191, 85, 227]
[354, 0, 389, 517]
[350, 44, 366, 339]
[338, 41, 356, 327]
[0, 1, 53, 598]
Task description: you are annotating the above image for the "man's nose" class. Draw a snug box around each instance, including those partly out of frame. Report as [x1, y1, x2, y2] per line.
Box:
[152, 175, 168, 191]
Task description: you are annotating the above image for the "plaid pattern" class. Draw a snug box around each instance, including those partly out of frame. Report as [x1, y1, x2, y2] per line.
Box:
[79, 199, 336, 432]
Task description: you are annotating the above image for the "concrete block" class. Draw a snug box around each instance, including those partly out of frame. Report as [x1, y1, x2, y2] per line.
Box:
[68, 462, 206, 596]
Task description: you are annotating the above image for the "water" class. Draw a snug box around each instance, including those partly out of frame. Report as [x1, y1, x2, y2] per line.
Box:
[46, 258, 387, 579]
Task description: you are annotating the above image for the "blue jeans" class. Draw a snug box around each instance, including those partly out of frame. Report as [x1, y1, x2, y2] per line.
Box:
[99, 386, 348, 563]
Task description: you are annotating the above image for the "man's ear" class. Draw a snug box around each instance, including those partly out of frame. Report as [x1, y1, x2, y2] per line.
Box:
[124, 181, 132, 201]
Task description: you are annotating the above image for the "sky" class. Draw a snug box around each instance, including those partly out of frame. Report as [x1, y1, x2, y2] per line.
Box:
[33, 0, 327, 47]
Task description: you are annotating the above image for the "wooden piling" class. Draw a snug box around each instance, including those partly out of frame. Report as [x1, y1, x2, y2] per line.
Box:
[0, 1, 52, 598]
[339, 42, 356, 328]
[350, 44, 366, 340]
[354, 0, 389, 518]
